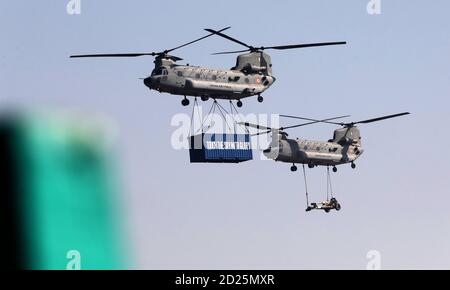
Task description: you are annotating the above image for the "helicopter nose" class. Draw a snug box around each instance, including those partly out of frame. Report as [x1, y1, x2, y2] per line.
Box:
[262, 76, 276, 86]
[143, 77, 152, 88]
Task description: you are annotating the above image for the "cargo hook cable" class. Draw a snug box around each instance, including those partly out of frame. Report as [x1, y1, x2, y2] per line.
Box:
[195, 98, 203, 133]
[302, 164, 309, 206]
[214, 101, 233, 132]
[193, 99, 216, 135]
[189, 98, 199, 136]
[327, 166, 334, 201]
[229, 100, 250, 134]
[229, 101, 237, 133]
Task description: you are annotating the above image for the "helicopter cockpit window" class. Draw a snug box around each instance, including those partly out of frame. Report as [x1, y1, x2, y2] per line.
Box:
[151, 68, 160, 76]
[152, 67, 167, 76]
[152, 67, 163, 76]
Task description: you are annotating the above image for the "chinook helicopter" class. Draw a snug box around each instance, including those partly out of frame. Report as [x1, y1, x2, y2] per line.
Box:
[70, 27, 346, 107]
[239, 112, 410, 172]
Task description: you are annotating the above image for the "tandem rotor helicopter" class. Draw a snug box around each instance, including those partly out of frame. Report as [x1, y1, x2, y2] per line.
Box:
[240, 112, 410, 213]
[239, 112, 410, 172]
[70, 27, 346, 107]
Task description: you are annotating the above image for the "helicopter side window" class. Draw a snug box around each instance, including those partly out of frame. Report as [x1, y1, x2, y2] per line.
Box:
[228, 75, 241, 82]
[195, 73, 201, 79]
[177, 71, 183, 77]
[212, 75, 217, 81]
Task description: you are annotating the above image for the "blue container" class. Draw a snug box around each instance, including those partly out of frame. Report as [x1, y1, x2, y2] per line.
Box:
[189, 133, 253, 163]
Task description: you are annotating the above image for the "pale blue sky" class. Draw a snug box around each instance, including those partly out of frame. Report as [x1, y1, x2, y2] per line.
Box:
[1, 1, 450, 269]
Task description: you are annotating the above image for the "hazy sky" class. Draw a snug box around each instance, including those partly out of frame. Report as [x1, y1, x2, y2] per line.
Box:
[1, 1, 450, 269]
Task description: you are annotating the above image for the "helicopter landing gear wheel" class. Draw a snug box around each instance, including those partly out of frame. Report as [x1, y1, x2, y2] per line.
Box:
[308, 163, 314, 169]
[257, 95, 264, 103]
[332, 166, 338, 173]
[291, 164, 298, 172]
[237, 100, 243, 108]
[181, 97, 190, 106]
[351, 162, 356, 169]
[201, 96, 209, 102]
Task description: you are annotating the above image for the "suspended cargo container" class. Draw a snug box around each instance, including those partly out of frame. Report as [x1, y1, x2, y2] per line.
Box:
[189, 133, 253, 163]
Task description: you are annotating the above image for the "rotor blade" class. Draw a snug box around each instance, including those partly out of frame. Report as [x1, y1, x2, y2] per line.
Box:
[211, 49, 251, 55]
[264, 41, 347, 50]
[70, 53, 157, 58]
[280, 115, 350, 126]
[241, 115, 350, 134]
[237, 122, 273, 131]
[166, 26, 231, 53]
[281, 115, 351, 130]
[204, 28, 252, 49]
[251, 129, 272, 137]
[353, 112, 410, 125]
[70, 27, 232, 59]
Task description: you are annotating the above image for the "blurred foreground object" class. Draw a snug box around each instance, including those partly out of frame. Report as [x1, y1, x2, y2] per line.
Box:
[0, 111, 124, 269]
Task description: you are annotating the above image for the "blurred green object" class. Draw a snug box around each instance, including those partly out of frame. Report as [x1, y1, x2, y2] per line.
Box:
[10, 114, 123, 270]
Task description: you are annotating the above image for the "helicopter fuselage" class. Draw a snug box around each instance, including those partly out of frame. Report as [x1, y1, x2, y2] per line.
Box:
[264, 133, 364, 167]
[143, 64, 275, 100]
